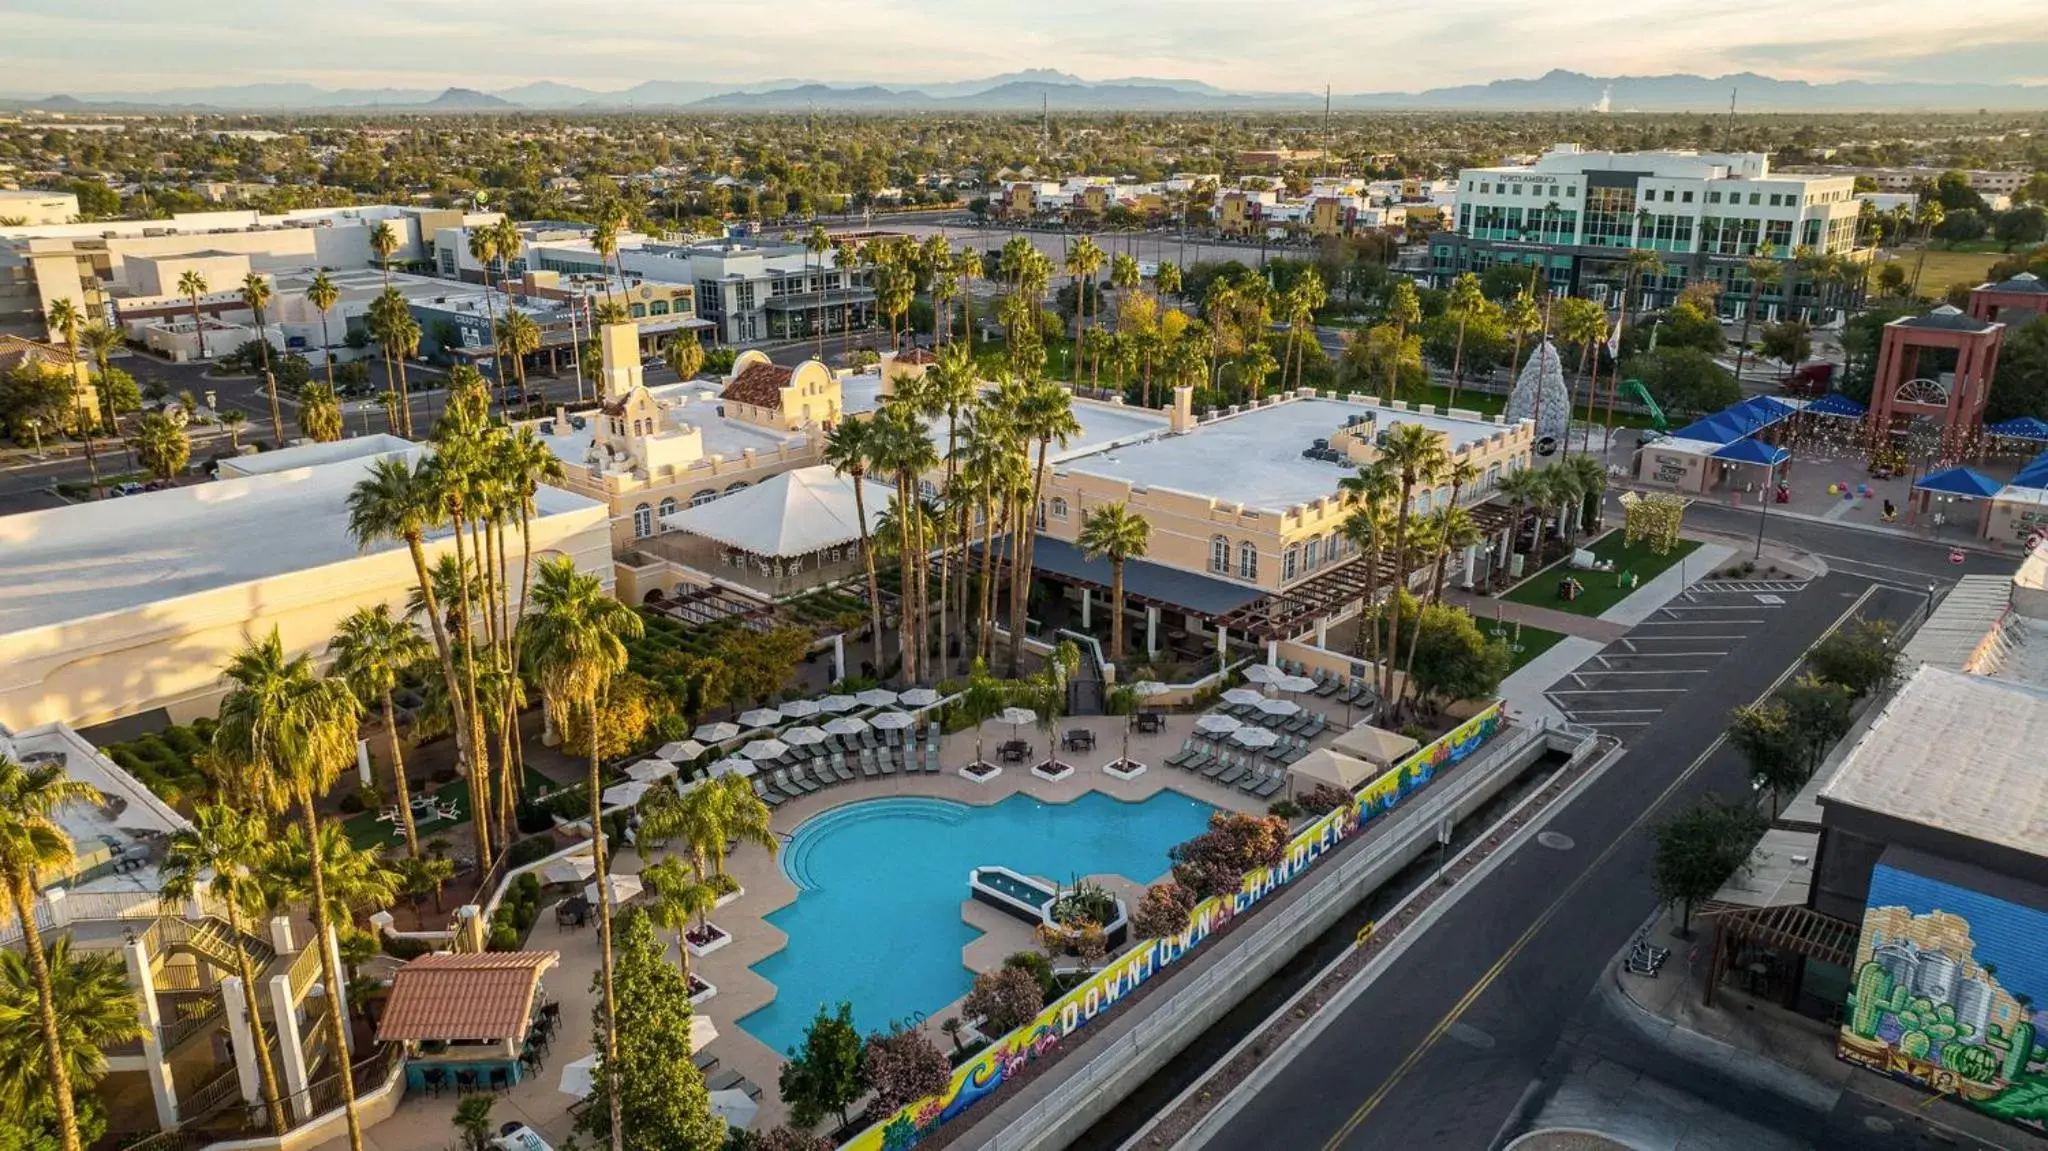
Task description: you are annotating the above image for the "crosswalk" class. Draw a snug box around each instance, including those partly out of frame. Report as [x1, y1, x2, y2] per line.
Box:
[1688, 580, 1809, 594]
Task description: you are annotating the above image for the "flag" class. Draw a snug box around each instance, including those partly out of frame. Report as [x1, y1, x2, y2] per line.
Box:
[1605, 315, 1624, 360]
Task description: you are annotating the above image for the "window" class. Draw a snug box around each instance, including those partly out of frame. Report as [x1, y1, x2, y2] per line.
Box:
[1210, 535, 1230, 573]
[690, 489, 717, 507]
[1283, 545, 1299, 582]
[1304, 534, 1322, 573]
[1682, 190, 1694, 203]
[1049, 497, 1068, 519]
[923, 479, 940, 500]
[1326, 534, 1344, 565]
[724, 481, 749, 495]
[1708, 191, 1722, 204]
[1485, 463, 1501, 489]
[658, 496, 677, 520]
[629, 303, 647, 318]
[1748, 192, 1761, 206]
[1662, 189, 1675, 203]
[632, 504, 653, 538]
[1237, 540, 1258, 580]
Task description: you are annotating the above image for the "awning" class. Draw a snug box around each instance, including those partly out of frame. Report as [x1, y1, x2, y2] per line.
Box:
[660, 466, 894, 558]
[1989, 416, 2048, 441]
[1329, 725, 1420, 766]
[1711, 438, 1789, 467]
[376, 951, 560, 1043]
[1696, 901, 1860, 968]
[1804, 393, 1867, 419]
[1914, 466, 2003, 498]
[1286, 747, 1379, 792]
[991, 536, 1266, 618]
[2012, 450, 2048, 490]
[1669, 395, 1799, 446]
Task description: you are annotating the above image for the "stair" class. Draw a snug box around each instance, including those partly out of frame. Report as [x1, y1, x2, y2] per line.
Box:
[161, 916, 276, 974]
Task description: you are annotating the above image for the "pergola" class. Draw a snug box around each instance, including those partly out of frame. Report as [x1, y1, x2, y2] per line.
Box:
[1695, 900, 1861, 1009]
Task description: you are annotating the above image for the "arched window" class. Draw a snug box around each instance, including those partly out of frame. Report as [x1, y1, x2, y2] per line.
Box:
[1435, 484, 1453, 510]
[629, 303, 648, 318]
[632, 503, 653, 538]
[1237, 540, 1258, 580]
[1414, 489, 1433, 515]
[658, 496, 677, 521]
[1304, 534, 1322, 572]
[690, 489, 718, 507]
[1210, 535, 1230, 574]
[649, 299, 670, 315]
[1283, 545, 1299, 582]
[724, 481, 749, 494]
[1327, 534, 1344, 564]
[1049, 497, 1068, 520]
[920, 479, 939, 500]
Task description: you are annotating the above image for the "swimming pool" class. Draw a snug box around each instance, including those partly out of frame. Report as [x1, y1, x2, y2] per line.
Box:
[738, 791, 1214, 1056]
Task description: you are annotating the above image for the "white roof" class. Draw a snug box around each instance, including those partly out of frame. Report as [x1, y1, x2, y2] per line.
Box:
[838, 375, 1171, 464]
[216, 433, 413, 478]
[534, 381, 805, 471]
[659, 465, 892, 557]
[1818, 665, 2048, 860]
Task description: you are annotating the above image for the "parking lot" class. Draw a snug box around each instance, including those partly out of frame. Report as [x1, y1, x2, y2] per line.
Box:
[1545, 579, 1812, 737]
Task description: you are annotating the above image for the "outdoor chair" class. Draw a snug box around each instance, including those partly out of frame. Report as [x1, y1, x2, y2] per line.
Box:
[1315, 673, 1341, 698]
[455, 1070, 479, 1093]
[1200, 754, 1229, 778]
[1254, 772, 1285, 798]
[851, 750, 877, 779]
[1166, 740, 1198, 768]
[859, 729, 879, 750]
[1283, 713, 1313, 735]
[1215, 759, 1247, 786]
[421, 1068, 448, 1097]
[829, 755, 855, 783]
[925, 747, 941, 773]
[800, 762, 836, 790]
[751, 778, 784, 808]
[706, 1070, 744, 1093]
[692, 1052, 719, 1074]
[777, 769, 813, 797]
[489, 1067, 511, 1091]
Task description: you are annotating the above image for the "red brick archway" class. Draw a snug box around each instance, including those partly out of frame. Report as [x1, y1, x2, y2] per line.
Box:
[1864, 307, 2003, 464]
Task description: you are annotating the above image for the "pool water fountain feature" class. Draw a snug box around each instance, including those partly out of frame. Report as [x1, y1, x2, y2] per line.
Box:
[971, 866, 1131, 952]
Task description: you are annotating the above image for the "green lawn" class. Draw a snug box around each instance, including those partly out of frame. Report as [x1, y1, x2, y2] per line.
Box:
[1504, 532, 1702, 618]
[1488, 622, 1568, 673]
[344, 767, 560, 852]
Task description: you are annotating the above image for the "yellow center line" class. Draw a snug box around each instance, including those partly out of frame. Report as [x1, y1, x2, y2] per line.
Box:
[1318, 585, 1877, 1151]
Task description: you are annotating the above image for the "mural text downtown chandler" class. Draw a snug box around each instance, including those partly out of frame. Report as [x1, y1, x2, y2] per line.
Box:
[841, 703, 1505, 1151]
[1841, 862, 2048, 1132]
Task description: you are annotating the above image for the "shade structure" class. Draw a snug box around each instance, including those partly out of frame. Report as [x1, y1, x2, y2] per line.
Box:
[694, 721, 740, 743]
[740, 739, 790, 761]
[559, 1053, 597, 1098]
[1287, 747, 1377, 792]
[737, 707, 784, 730]
[624, 758, 678, 783]
[816, 694, 859, 713]
[585, 874, 643, 906]
[1670, 395, 1798, 445]
[689, 1015, 717, 1053]
[1806, 393, 1867, 419]
[1242, 664, 1287, 685]
[601, 780, 652, 807]
[1232, 726, 1279, 749]
[659, 465, 895, 559]
[539, 855, 596, 885]
[709, 1087, 760, 1130]
[1195, 713, 1243, 735]
[778, 699, 822, 719]
[1255, 697, 1302, 717]
[824, 716, 869, 736]
[1989, 416, 2048, 441]
[1915, 466, 2004, 498]
[1274, 674, 1318, 695]
[995, 706, 1037, 728]
[899, 687, 942, 708]
[1711, 437, 1789, 466]
[709, 756, 756, 778]
[869, 711, 915, 730]
[657, 740, 706, 763]
[1221, 687, 1265, 707]
[856, 688, 901, 708]
[1330, 724, 1420, 766]
[781, 725, 829, 746]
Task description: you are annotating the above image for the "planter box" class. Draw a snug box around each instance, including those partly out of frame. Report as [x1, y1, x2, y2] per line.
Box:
[1031, 760, 1074, 782]
[713, 887, 745, 910]
[959, 762, 1002, 784]
[685, 924, 731, 958]
[1103, 759, 1147, 781]
[688, 975, 716, 1006]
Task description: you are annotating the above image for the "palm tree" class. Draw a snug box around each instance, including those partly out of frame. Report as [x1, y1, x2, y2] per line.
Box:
[1284, 269, 1326, 391]
[1442, 272, 1486, 406]
[306, 271, 340, 392]
[1077, 503, 1150, 662]
[661, 329, 704, 381]
[1240, 338, 1280, 403]
[0, 756, 100, 1151]
[1732, 244, 1781, 386]
[0, 939, 142, 1137]
[384, 303, 421, 439]
[496, 310, 541, 408]
[79, 322, 124, 436]
[518, 558, 641, 1151]
[368, 221, 400, 286]
[1376, 424, 1447, 706]
[467, 227, 505, 393]
[871, 403, 941, 682]
[177, 269, 209, 361]
[639, 857, 716, 977]
[241, 272, 283, 439]
[1561, 452, 1608, 538]
[131, 411, 189, 481]
[157, 805, 289, 1134]
[1109, 253, 1142, 330]
[1497, 467, 1548, 581]
[1066, 237, 1106, 383]
[42, 299, 101, 498]
[823, 418, 886, 671]
[329, 606, 432, 856]
[954, 247, 983, 350]
[1339, 462, 1396, 670]
[298, 381, 342, 443]
[591, 216, 621, 317]
[210, 631, 365, 1151]
[1383, 280, 1421, 396]
[1501, 291, 1541, 389]
[1156, 261, 1182, 303]
[805, 224, 832, 359]
[1008, 380, 1080, 675]
[960, 403, 1027, 661]
[222, 409, 248, 449]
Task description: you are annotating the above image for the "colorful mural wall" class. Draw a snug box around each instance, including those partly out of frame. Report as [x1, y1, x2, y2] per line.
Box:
[1839, 862, 2048, 1133]
[841, 703, 1505, 1151]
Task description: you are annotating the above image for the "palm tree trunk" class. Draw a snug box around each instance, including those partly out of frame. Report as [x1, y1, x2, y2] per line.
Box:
[381, 689, 420, 856]
[894, 475, 918, 683]
[296, 796, 363, 1151]
[11, 883, 81, 1151]
[405, 535, 476, 791]
[1448, 315, 1468, 406]
[852, 473, 884, 676]
[1384, 490, 1412, 705]
[319, 316, 336, 392]
[586, 696, 624, 1151]
[1109, 558, 1126, 661]
[449, 510, 494, 866]
[1008, 441, 1052, 676]
[976, 493, 999, 662]
[223, 898, 289, 1136]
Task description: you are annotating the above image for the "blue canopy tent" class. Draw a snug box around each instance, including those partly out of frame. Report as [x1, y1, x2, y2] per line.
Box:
[1988, 416, 2048, 442]
[2011, 451, 2048, 490]
[1712, 438, 1790, 467]
[1805, 393, 1867, 419]
[1913, 467, 2003, 498]
[1668, 395, 1800, 446]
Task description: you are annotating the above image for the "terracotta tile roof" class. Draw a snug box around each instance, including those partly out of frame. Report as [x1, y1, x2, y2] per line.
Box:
[375, 951, 559, 1042]
[722, 362, 792, 409]
[0, 335, 77, 374]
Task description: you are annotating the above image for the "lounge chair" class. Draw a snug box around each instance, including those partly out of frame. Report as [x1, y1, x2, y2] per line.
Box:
[751, 778, 784, 808]
[848, 750, 873, 779]
[1283, 713, 1313, 735]
[858, 729, 879, 750]
[1254, 773, 1285, 799]
[1238, 766, 1268, 793]
[1166, 740, 1199, 769]
[925, 747, 941, 773]
[1314, 673, 1341, 698]
[1215, 759, 1247, 786]
[771, 770, 805, 800]
[805, 761, 839, 789]
[1200, 754, 1230, 778]
[788, 766, 820, 794]
[692, 1051, 719, 1074]
[829, 755, 855, 783]
[706, 1069, 744, 1092]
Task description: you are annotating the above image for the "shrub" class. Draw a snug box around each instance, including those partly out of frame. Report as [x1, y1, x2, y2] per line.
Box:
[965, 967, 1044, 1034]
[487, 922, 519, 951]
[1266, 798, 1303, 820]
[1001, 950, 1057, 998]
[1296, 783, 1353, 815]
[1129, 882, 1196, 941]
[505, 836, 561, 870]
[515, 799, 555, 835]
[381, 931, 435, 960]
[1168, 812, 1291, 900]
[708, 872, 741, 897]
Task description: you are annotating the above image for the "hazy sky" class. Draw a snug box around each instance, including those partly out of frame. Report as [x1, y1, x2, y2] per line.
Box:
[8, 0, 2048, 93]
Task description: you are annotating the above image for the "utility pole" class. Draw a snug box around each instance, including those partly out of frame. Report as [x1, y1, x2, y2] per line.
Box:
[1322, 85, 1332, 180]
[1725, 88, 1739, 151]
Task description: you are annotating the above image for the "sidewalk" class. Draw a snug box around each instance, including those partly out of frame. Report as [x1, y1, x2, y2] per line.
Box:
[1598, 542, 1736, 627]
[1445, 592, 1630, 643]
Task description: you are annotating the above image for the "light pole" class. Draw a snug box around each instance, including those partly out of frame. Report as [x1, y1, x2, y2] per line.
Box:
[1754, 463, 1775, 560]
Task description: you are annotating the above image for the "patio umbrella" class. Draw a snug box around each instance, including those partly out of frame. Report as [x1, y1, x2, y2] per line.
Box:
[899, 687, 942, 708]
[995, 706, 1037, 732]
[1256, 697, 1302, 717]
[816, 694, 860, 713]
[601, 780, 651, 807]
[1130, 681, 1169, 697]
[1232, 726, 1280, 749]
[1275, 675, 1318, 695]
[1195, 713, 1243, 735]
[869, 711, 915, 730]
[657, 740, 706, 762]
[539, 855, 596, 885]
[559, 1053, 597, 1098]
[1242, 664, 1287, 685]
[689, 1015, 718, 1054]
[737, 707, 785, 730]
[709, 1087, 760, 1130]
[585, 873, 643, 906]
[778, 698, 822, 719]
[782, 725, 829, 746]
[624, 759, 678, 783]
[709, 756, 756, 778]
[1221, 687, 1265, 707]
[824, 716, 870, 736]
[740, 739, 791, 761]
[856, 688, 900, 708]
[694, 721, 740, 743]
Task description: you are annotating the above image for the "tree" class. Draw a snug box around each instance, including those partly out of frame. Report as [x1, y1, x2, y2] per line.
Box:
[1731, 245, 1779, 385]
[1933, 208, 1988, 245]
[1729, 700, 1806, 818]
[662, 330, 705, 381]
[1778, 675, 1853, 773]
[1622, 346, 1741, 418]
[1130, 881, 1197, 940]
[130, 411, 189, 480]
[1077, 502, 1150, 662]
[1759, 319, 1812, 374]
[41, 300, 103, 496]
[573, 909, 724, 1151]
[240, 272, 284, 439]
[306, 271, 341, 392]
[962, 966, 1044, 1036]
[298, 381, 343, 443]
[862, 1026, 948, 1114]
[453, 1095, 495, 1151]
[718, 625, 813, 708]
[1341, 323, 1422, 397]
[222, 408, 248, 449]
[1808, 618, 1898, 699]
[823, 418, 886, 669]
[1995, 206, 2048, 250]
[0, 756, 101, 1151]
[639, 857, 715, 978]
[1406, 604, 1511, 712]
[329, 605, 432, 856]
[1169, 811, 1290, 900]
[0, 938, 139, 1149]
[66, 179, 119, 220]
[369, 220, 400, 285]
[779, 1002, 866, 1131]
[1651, 798, 1766, 936]
[496, 310, 541, 404]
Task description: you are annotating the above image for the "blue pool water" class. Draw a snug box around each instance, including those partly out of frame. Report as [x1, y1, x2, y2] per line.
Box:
[737, 791, 1214, 1056]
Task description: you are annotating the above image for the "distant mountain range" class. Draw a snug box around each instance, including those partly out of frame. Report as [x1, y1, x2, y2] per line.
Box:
[7, 69, 2047, 113]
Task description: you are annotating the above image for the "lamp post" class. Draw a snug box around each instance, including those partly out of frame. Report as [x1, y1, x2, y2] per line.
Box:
[1754, 462, 1775, 560]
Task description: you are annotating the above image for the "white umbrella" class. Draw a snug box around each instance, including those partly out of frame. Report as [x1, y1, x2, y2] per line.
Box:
[869, 711, 915, 730]
[856, 688, 900, 708]
[779, 698, 822, 719]
[1130, 681, 1170, 698]
[709, 1087, 760, 1130]
[740, 739, 790, 761]
[1195, 713, 1242, 735]
[690, 1015, 718, 1053]
[602, 780, 651, 807]
[995, 706, 1037, 729]
[1232, 727, 1280, 749]
[559, 1053, 597, 1098]
[738, 707, 785, 730]
[1243, 664, 1287, 686]
[624, 759, 678, 783]
[1275, 674, 1318, 695]
[824, 716, 869, 736]
[1256, 697, 1302, 717]
[1221, 687, 1265, 707]
[899, 687, 942, 708]
[539, 855, 596, 885]
[817, 694, 860, 713]
[658, 740, 707, 762]
[694, 721, 740, 743]
[709, 756, 757, 778]
[782, 725, 829, 746]
[585, 874, 643, 906]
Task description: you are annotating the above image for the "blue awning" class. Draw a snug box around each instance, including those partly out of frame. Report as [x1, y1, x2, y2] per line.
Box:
[2014, 456, 2048, 490]
[1670, 395, 1801, 445]
[1712, 438, 1789, 466]
[1670, 414, 1745, 444]
[1805, 393, 1867, 418]
[1989, 416, 2048, 441]
[1914, 467, 2003, 498]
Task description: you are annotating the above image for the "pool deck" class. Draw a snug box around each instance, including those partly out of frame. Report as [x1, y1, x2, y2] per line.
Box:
[324, 714, 1292, 1150]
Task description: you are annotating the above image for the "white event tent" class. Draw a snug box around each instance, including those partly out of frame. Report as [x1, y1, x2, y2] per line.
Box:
[660, 465, 894, 578]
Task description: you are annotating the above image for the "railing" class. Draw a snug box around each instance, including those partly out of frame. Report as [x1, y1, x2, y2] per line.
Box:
[301, 1043, 399, 1120]
[286, 943, 325, 1001]
[153, 963, 208, 993]
[161, 992, 226, 1051]
[180, 1064, 247, 1124]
